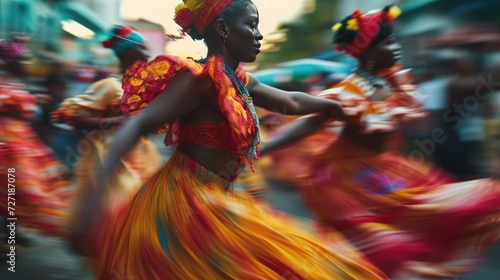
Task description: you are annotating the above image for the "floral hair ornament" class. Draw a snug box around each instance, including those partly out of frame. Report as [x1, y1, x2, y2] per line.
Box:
[346, 9, 362, 31]
[168, 0, 233, 40]
[382, 5, 402, 23]
[168, 3, 195, 40]
[333, 4, 401, 58]
[174, 3, 194, 30]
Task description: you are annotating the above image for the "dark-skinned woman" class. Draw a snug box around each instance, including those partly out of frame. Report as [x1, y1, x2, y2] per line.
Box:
[68, 1, 387, 279]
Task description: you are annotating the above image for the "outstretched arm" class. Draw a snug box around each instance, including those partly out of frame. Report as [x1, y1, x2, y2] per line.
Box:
[68, 71, 211, 255]
[54, 115, 125, 130]
[259, 88, 368, 156]
[260, 113, 330, 156]
[247, 73, 345, 119]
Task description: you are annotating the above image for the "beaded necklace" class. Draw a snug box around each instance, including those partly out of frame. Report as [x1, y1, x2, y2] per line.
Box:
[354, 68, 393, 91]
[198, 58, 260, 161]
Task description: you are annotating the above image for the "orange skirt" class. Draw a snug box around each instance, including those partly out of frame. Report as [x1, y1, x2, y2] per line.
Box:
[90, 150, 387, 279]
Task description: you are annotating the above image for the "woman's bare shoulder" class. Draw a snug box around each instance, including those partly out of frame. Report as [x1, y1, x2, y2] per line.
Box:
[170, 70, 216, 98]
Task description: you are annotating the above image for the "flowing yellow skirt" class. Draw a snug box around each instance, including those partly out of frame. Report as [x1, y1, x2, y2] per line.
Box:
[90, 150, 387, 279]
[66, 131, 161, 232]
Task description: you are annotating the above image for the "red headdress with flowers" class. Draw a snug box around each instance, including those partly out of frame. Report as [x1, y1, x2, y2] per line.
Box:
[171, 0, 233, 39]
[332, 5, 401, 58]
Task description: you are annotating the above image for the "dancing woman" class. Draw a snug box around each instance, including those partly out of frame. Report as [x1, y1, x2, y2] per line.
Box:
[68, 1, 387, 279]
[262, 5, 500, 279]
[52, 27, 162, 228]
[0, 37, 70, 237]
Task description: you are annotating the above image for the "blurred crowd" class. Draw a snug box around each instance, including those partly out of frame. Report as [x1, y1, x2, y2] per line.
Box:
[406, 25, 500, 181]
[0, 34, 118, 171]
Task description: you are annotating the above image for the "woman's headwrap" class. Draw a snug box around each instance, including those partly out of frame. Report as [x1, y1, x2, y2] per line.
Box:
[173, 0, 233, 36]
[332, 5, 401, 58]
[101, 25, 146, 56]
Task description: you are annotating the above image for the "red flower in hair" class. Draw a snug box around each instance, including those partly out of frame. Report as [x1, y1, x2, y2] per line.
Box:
[380, 12, 392, 23]
[352, 9, 362, 20]
[174, 7, 194, 29]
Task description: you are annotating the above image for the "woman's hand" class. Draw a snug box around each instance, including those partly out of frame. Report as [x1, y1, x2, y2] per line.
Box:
[325, 100, 346, 121]
[337, 98, 368, 129]
[340, 96, 428, 134]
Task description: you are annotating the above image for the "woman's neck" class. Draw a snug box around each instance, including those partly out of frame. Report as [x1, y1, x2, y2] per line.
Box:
[357, 63, 386, 75]
[354, 67, 391, 90]
[205, 51, 239, 70]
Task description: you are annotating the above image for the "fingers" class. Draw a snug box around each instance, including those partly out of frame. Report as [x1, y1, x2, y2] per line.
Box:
[343, 104, 366, 119]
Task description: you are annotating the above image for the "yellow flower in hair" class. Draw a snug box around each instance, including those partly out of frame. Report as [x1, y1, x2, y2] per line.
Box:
[332, 23, 342, 32]
[346, 19, 359, 31]
[388, 6, 402, 20]
[175, 3, 187, 13]
[174, 2, 194, 28]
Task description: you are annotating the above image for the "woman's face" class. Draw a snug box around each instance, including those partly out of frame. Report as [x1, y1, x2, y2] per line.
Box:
[368, 35, 402, 70]
[225, 2, 263, 63]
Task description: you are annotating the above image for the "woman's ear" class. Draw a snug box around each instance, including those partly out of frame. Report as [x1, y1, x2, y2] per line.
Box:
[215, 19, 228, 41]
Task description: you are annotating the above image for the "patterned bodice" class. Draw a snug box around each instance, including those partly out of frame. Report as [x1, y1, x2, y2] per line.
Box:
[176, 121, 255, 165]
[121, 55, 260, 169]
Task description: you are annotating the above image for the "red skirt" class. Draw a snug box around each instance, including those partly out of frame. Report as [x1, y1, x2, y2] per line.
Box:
[298, 136, 500, 278]
[0, 117, 72, 235]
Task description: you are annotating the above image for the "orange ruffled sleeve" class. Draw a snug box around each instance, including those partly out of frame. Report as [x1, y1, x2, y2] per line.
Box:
[121, 55, 204, 135]
[121, 55, 253, 148]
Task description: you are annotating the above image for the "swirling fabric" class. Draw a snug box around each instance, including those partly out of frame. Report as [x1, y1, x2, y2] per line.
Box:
[91, 151, 386, 279]
[0, 79, 71, 235]
[293, 69, 500, 278]
[89, 55, 388, 279]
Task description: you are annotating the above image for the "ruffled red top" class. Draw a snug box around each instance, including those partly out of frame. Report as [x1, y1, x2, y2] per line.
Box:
[176, 121, 253, 159]
[121, 55, 257, 167]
